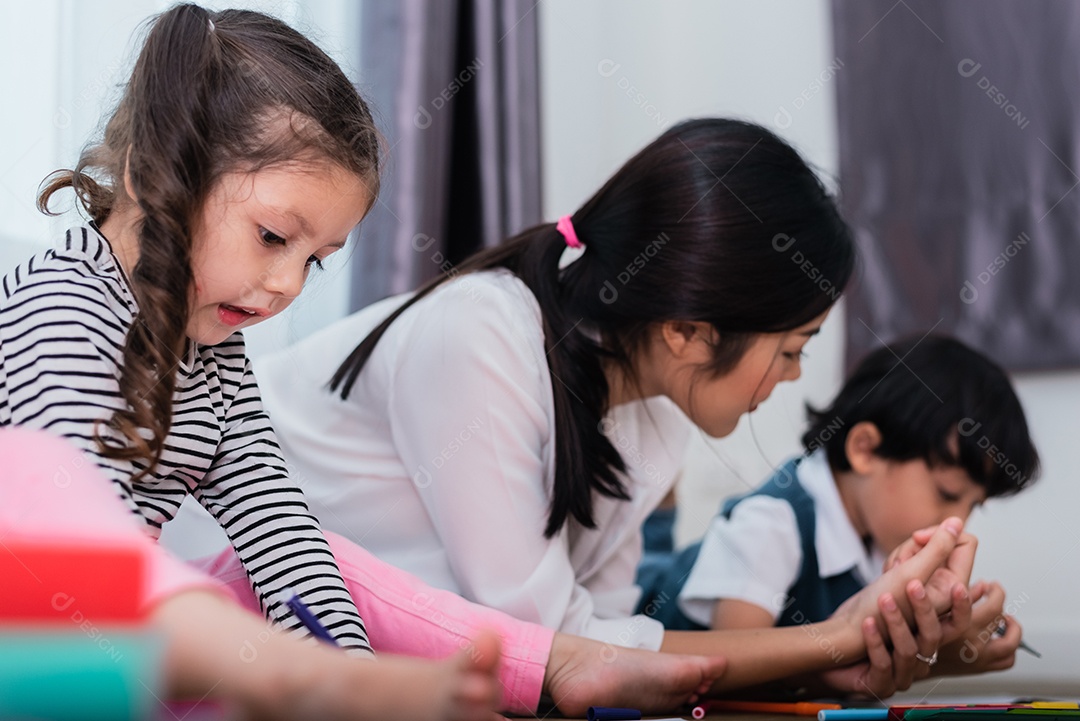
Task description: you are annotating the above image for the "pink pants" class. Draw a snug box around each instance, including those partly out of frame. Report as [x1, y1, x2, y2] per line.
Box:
[0, 428, 551, 714]
[195, 534, 552, 712]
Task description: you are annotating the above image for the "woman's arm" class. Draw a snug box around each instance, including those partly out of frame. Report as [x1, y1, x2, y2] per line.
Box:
[710, 599, 776, 630]
[662, 615, 861, 690]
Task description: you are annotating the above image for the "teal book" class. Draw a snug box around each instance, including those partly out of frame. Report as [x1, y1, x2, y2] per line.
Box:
[0, 630, 162, 721]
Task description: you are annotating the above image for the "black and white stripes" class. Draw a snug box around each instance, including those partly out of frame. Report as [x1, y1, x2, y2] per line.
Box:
[0, 225, 371, 655]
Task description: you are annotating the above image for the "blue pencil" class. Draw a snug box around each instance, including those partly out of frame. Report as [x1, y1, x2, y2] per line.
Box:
[283, 589, 340, 646]
[818, 710, 889, 721]
[995, 623, 1041, 658]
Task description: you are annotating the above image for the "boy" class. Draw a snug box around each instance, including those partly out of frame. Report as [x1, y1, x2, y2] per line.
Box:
[637, 335, 1039, 673]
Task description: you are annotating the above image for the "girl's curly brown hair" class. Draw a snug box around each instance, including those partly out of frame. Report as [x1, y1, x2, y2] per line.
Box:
[38, 4, 380, 480]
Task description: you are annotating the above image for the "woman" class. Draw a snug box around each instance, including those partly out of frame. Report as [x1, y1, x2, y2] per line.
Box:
[257, 118, 976, 695]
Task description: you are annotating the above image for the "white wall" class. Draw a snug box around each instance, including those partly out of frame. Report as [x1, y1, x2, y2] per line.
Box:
[0, 0, 361, 359]
[540, 0, 1080, 692]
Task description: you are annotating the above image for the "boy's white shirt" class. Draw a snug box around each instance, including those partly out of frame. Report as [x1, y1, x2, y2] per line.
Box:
[678, 449, 886, 626]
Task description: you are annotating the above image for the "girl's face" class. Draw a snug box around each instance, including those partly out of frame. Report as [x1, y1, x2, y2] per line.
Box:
[187, 162, 371, 346]
[655, 311, 829, 438]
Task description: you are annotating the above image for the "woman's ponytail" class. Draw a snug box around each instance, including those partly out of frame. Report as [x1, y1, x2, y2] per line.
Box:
[518, 225, 631, 537]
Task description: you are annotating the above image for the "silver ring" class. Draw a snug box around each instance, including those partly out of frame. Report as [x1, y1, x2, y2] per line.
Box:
[915, 651, 939, 666]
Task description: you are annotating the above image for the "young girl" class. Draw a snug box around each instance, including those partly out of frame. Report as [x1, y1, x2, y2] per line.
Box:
[0, 4, 733, 716]
[255, 117, 980, 695]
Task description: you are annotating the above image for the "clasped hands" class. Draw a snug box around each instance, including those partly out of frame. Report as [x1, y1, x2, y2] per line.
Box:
[820, 518, 1021, 698]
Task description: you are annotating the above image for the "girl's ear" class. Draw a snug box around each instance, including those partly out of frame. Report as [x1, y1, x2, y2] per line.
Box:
[845, 421, 883, 475]
[123, 146, 138, 202]
[658, 320, 715, 360]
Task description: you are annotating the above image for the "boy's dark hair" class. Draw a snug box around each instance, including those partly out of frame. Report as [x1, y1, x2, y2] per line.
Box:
[803, 335, 1039, 497]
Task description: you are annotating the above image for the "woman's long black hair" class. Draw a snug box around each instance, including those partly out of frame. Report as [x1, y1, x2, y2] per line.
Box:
[331, 118, 855, 538]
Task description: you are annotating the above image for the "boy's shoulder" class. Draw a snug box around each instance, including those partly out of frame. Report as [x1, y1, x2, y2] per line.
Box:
[725, 456, 813, 513]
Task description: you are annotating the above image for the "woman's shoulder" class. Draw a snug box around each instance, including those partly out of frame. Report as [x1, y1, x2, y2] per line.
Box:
[609, 395, 692, 447]
[422, 269, 541, 322]
[258, 269, 548, 388]
[390, 270, 546, 361]
[342, 269, 544, 349]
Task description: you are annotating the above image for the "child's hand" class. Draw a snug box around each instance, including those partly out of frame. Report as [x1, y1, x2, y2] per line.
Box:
[884, 527, 935, 571]
[884, 522, 971, 572]
[930, 581, 1021, 676]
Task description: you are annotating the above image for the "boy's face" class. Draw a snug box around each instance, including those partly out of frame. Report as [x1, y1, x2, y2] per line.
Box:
[857, 458, 986, 555]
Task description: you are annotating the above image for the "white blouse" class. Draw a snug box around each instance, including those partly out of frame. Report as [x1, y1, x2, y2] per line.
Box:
[257, 270, 692, 650]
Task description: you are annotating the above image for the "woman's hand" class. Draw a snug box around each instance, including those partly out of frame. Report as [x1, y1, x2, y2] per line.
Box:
[816, 517, 977, 699]
[815, 578, 968, 699]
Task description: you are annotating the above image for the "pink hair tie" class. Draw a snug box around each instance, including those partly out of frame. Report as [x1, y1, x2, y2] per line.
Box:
[556, 215, 583, 249]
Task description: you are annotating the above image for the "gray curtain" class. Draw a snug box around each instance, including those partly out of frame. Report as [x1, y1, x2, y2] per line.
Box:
[350, 0, 543, 310]
[833, 0, 1080, 371]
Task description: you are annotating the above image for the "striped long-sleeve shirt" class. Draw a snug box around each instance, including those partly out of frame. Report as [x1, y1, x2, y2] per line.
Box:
[0, 225, 371, 655]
